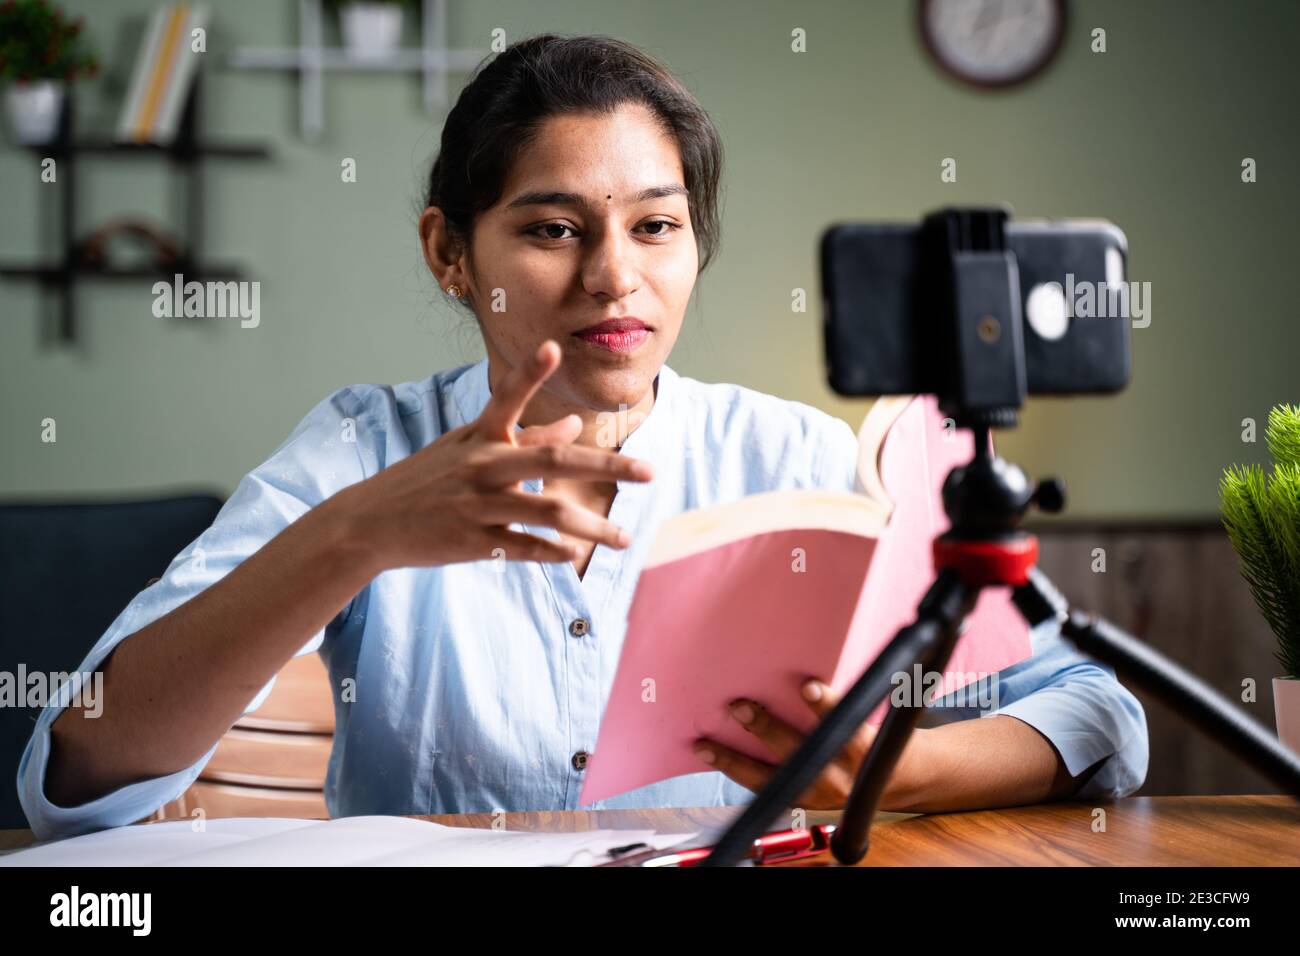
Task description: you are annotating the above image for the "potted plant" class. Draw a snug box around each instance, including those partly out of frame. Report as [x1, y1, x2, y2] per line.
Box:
[1220, 403, 1300, 752]
[0, 0, 99, 144]
[326, 0, 417, 62]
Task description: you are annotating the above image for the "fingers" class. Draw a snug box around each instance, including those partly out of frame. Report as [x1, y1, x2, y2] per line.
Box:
[474, 443, 654, 488]
[800, 678, 837, 718]
[475, 491, 631, 550]
[699, 735, 855, 810]
[801, 677, 878, 767]
[515, 413, 582, 449]
[480, 526, 579, 565]
[727, 698, 808, 761]
[476, 340, 560, 441]
[693, 739, 773, 793]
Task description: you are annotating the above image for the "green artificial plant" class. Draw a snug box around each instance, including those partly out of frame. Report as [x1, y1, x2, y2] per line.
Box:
[1220, 403, 1300, 679]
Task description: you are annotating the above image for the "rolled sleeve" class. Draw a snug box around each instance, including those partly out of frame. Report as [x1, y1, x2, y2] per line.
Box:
[986, 617, 1149, 799]
[15, 387, 372, 842]
[18, 704, 223, 845]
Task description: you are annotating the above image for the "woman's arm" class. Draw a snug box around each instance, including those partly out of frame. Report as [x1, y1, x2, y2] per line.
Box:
[947, 622, 1152, 803]
[882, 717, 1105, 813]
[44, 500, 375, 807]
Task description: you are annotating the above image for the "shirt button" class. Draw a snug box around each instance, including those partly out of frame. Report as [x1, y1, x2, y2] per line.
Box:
[571, 751, 590, 771]
[568, 617, 590, 637]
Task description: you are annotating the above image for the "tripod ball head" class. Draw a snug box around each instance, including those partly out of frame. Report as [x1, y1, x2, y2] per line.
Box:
[941, 452, 1033, 538]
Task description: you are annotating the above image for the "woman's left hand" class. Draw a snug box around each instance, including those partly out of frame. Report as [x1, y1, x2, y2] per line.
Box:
[693, 678, 916, 810]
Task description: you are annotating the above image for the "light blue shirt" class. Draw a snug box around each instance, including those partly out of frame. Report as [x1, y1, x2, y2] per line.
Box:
[17, 358, 1148, 841]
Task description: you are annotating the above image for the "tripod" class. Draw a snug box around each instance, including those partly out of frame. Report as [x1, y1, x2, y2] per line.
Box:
[699, 209, 1300, 867]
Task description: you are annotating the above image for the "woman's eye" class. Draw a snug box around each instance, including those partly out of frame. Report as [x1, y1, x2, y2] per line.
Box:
[639, 219, 682, 239]
[530, 222, 575, 241]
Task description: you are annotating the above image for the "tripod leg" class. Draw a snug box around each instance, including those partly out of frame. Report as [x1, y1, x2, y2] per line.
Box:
[1015, 567, 1300, 797]
[701, 568, 974, 867]
[830, 571, 977, 864]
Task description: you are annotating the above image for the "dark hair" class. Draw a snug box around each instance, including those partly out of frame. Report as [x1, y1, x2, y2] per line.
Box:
[425, 34, 724, 278]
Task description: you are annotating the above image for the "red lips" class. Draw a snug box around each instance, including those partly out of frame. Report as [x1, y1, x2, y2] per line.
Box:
[575, 317, 649, 335]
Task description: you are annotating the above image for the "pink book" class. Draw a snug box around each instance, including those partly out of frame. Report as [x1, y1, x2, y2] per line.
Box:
[579, 394, 1033, 806]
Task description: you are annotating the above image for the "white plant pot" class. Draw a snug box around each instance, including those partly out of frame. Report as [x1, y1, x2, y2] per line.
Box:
[5, 80, 65, 144]
[1275, 677, 1300, 754]
[340, 3, 405, 61]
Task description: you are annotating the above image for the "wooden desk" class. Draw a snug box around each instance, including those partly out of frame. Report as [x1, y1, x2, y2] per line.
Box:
[2, 795, 1296, 864]
[417, 794, 1300, 866]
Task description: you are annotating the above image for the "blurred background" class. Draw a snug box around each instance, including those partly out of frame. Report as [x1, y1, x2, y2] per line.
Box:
[1, 0, 1297, 825]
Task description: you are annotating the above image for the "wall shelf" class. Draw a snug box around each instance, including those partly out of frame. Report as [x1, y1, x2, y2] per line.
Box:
[227, 0, 486, 139]
[0, 74, 273, 344]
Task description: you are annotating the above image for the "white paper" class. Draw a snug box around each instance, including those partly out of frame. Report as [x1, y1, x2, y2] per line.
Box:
[1, 816, 700, 867]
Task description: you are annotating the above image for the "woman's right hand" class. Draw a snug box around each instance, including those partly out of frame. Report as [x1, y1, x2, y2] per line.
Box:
[323, 339, 655, 572]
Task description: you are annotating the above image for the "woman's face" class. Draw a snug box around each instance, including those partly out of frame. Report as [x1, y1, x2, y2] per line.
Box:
[443, 102, 698, 416]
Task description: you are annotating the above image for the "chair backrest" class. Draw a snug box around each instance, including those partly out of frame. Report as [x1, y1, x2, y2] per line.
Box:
[0, 494, 224, 829]
[149, 651, 335, 824]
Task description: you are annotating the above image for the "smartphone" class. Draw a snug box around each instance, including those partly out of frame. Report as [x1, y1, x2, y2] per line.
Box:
[820, 218, 1132, 397]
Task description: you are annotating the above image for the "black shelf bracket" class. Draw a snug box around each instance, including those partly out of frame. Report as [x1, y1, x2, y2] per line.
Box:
[0, 72, 273, 345]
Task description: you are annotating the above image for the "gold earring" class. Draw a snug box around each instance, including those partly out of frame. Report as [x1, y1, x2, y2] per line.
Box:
[445, 283, 463, 299]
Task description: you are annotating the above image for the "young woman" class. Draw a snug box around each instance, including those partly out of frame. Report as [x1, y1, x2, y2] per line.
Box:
[21, 35, 1147, 841]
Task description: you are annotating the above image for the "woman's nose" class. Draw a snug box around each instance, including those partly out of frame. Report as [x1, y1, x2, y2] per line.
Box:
[582, 232, 640, 300]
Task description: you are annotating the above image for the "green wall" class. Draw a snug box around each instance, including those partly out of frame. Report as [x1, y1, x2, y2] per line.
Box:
[2, 0, 1296, 518]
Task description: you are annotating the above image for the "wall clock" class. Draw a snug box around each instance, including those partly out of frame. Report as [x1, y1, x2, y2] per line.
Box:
[920, 0, 1068, 89]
